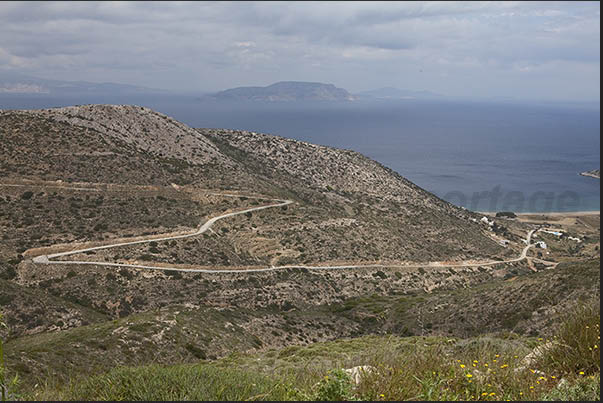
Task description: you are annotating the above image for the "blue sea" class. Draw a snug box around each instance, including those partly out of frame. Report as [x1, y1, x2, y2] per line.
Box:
[2, 95, 599, 212]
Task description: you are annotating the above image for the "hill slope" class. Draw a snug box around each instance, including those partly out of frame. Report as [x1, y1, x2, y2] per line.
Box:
[0, 104, 598, 400]
[1, 104, 509, 266]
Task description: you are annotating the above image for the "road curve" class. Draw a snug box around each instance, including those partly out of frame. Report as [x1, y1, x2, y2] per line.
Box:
[31, 195, 536, 273]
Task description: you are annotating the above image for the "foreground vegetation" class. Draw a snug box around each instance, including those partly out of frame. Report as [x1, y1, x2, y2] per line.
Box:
[21, 300, 599, 401]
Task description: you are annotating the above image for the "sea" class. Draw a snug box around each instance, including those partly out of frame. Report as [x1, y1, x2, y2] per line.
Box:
[2, 94, 599, 213]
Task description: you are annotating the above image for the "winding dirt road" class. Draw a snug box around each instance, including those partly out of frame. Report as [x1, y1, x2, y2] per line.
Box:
[30, 191, 537, 273]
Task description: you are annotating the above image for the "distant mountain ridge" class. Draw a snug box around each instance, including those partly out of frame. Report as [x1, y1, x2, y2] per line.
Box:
[207, 81, 356, 102]
[0, 72, 168, 96]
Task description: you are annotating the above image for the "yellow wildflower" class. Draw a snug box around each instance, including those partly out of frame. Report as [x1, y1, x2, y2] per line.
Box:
[482, 392, 488, 396]
[466, 373, 473, 378]
[501, 364, 508, 369]
[489, 392, 496, 396]
[460, 364, 465, 368]
[579, 371, 585, 375]
[484, 363, 489, 367]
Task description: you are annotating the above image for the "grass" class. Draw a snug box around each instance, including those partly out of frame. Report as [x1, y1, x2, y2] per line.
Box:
[536, 298, 600, 376]
[0, 314, 19, 401]
[26, 300, 600, 401]
[38, 364, 296, 401]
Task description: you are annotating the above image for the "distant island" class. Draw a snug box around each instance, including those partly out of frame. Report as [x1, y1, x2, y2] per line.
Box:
[0, 71, 169, 96]
[206, 81, 356, 102]
[580, 169, 600, 179]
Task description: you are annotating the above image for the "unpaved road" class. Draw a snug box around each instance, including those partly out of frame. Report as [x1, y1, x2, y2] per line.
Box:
[30, 190, 537, 273]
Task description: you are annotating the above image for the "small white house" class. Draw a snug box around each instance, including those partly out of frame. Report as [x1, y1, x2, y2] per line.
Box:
[480, 216, 495, 226]
[540, 230, 563, 237]
[536, 241, 548, 249]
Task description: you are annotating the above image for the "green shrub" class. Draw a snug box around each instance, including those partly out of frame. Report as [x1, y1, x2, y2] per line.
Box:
[312, 368, 356, 401]
[538, 300, 600, 376]
[541, 373, 600, 401]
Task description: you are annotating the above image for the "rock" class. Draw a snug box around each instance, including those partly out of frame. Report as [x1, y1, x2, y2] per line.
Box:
[342, 365, 376, 385]
[514, 341, 556, 374]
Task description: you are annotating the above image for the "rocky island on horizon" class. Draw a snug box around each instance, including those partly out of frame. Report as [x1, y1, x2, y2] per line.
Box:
[205, 81, 357, 102]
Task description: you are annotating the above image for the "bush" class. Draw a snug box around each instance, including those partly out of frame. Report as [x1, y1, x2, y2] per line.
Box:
[537, 300, 600, 376]
[20, 191, 33, 200]
[541, 373, 600, 401]
[496, 211, 517, 218]
[312, 369, 356, 401]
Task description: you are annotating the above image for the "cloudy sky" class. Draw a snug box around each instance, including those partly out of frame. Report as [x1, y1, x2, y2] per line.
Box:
[0, 1, 600, 101]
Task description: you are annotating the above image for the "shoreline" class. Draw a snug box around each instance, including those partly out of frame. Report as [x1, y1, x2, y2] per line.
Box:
[477, 210, 600, 216]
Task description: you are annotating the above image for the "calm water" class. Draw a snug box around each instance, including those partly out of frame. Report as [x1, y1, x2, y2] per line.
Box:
[2, 95, 599, 212]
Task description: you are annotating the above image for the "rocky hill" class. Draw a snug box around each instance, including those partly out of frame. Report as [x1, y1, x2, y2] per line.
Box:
[207, 81, 356, 102]
[0, 104, 509, 265]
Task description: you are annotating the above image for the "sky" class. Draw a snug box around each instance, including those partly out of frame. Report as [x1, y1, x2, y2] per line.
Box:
[0, 1, 600, 101]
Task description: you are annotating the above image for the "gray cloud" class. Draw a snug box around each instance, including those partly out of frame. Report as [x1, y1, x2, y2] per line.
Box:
[0, 1, 599, 101]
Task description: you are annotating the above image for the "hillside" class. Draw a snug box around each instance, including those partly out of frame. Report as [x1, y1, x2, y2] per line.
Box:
[0, 104, 513, 268]
[0, 104, 599, 400]
[207, 81, 356, 102]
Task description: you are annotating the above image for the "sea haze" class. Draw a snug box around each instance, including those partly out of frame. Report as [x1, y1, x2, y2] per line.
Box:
[1, 95, 599, 212]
